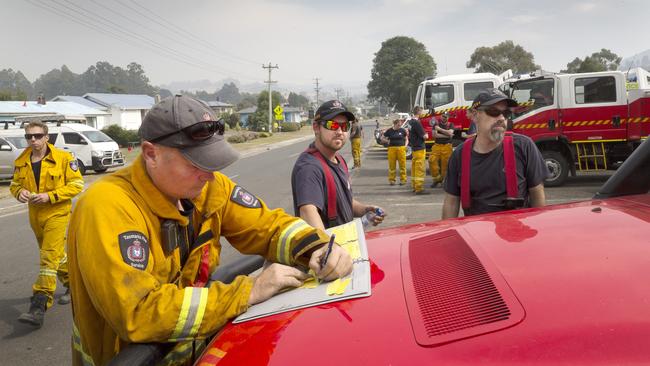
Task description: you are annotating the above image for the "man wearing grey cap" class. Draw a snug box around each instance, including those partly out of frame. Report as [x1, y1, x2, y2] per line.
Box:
[67, 95, 352, 365]
[442, 89, 548, 218]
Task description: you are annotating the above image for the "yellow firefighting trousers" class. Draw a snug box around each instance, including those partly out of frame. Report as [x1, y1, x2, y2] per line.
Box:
[29, 206, 70, 308]
[387, 146, 407, 184]
[351, 137, 362, 167]
[429, 143, 453, 183]
[411, 149, 426, 192]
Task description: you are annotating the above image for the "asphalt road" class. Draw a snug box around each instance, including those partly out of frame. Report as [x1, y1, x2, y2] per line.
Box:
[0, 121, 612, 364]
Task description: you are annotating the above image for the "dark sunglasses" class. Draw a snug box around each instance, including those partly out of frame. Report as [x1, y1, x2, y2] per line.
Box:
[150, 120, 225, 143]
[320, 120, 350, 132]
[478, 107, 512, 119]
[25, 133, 46, 140]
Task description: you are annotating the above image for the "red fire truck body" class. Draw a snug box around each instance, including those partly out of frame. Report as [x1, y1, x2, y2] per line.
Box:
[414, 68, 650, 186]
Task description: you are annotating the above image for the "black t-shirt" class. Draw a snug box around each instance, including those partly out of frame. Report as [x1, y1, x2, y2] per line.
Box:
[383, 127, 407, 146]
[408, 119, 426, 151]
[443, 133, 549, 216]
[291, 145, 354, 228]
[350, 123, 362, 139]
[434, 120, 455, 144]
[31, 159, 42, 190]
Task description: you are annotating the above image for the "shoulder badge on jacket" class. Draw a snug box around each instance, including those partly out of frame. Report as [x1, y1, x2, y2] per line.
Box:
[230, 185, 261, 208]
[118, 231, 149, 270]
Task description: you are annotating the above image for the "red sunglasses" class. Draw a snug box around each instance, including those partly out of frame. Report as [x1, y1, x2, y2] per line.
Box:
[320, 120, 350, 132]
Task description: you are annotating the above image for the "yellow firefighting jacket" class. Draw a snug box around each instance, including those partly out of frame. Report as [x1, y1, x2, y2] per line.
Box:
[68, 156, 329, 366]
[10, 143, 84, 217]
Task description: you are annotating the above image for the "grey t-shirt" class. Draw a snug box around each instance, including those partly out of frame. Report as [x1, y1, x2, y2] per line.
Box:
[291, 146, 354, 228]
[443, 133, 549, 216]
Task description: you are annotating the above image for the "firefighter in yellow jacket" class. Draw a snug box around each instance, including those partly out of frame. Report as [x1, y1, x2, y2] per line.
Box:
[10, 121, 84, 328]
[68, 95, 353, 366]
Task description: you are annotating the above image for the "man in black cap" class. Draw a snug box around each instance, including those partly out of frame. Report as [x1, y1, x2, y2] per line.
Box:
[291, 100, 385, 229]
[441, 89, 548, 218]
[67, 95, 353, 365]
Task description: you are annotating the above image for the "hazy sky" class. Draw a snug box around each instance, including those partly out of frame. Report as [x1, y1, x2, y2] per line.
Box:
[3, 0, 648, 94]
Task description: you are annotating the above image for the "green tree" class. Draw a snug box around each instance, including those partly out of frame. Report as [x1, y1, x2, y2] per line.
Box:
[248, 90, 285, 131]
[215, 82, 241, 104]
[33, 65, 84, 99]
[287, 92, 310, 109]
[80, 61, 157, 95]
[466, 40, 540, 74]
[561, 49, 621, 73]
[0, 68, 34, 99]
[236, 92, 257, 110]
[368, 36, 436, 112]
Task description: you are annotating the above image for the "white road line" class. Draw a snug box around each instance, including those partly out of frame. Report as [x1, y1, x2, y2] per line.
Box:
[289, 152, 301, 158]
[228, 174, 239, 179]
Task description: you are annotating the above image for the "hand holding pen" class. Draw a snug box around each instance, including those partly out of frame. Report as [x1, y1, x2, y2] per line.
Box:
[310, 233, 353, 282]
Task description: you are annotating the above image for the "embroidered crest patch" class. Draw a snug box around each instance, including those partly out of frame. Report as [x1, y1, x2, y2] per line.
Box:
[230, 185, 261, 208]
[69, 160, 79, 172]
[118, 231, 149, 270]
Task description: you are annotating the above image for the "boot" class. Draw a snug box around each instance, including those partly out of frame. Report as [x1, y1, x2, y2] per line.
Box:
[18, 293, 48, 328]
[58, 288, 71, 305]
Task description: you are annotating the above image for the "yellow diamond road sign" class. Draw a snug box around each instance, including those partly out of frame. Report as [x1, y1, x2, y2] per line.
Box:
[274, 105, 283, 115]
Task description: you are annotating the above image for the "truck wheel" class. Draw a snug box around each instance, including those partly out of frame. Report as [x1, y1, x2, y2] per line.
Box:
[77, 159, 86, 175]
[94, 168, 108, 173]
[542, 150, 568, 187]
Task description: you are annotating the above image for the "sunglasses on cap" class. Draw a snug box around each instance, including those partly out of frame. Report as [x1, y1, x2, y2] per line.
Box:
[319, 120, 350, 132]
[478, 107, 513, 119]
[25, 133, 46, 140]
[150, 119, 225, 143]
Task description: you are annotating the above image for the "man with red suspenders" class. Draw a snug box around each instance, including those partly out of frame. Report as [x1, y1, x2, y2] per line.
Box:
[441, 89, 548, 218]
[292, 100, 385, 230]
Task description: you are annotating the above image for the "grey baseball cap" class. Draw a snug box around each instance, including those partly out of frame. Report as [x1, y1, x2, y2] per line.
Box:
[139, 95, 239, 171]
[471, 88, 518, 109]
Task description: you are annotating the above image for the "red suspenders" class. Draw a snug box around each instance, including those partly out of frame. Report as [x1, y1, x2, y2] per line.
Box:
[306, 148, 349, 226]
[461, 132, 518, 211]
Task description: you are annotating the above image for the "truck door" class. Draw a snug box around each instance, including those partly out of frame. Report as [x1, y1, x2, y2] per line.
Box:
[507, 78, 560, 141]
[561, 73, 627, 142]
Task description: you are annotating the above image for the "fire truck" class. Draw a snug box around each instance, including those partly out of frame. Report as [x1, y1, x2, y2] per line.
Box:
[414, 67, 650, 186]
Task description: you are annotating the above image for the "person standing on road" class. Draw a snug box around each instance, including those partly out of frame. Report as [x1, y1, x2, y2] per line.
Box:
[292, 100, 385, 230]
[68, 95, 353, 365]
[10, 121, 84, 328]
[350, 118, 363, 169]
[442, 89, 548, 218]
[383, 119, 408, 186]
[429, 111, 455, 188]
[408, 106, 428, 194]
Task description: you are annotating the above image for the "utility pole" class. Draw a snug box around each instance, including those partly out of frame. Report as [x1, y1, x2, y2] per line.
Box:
[263, 62, 279, 133]
[335, 88, 344, 101]
[313, 77, 321, 106]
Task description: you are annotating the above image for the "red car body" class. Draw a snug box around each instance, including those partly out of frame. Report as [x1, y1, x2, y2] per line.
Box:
[193, 142, 650, 366]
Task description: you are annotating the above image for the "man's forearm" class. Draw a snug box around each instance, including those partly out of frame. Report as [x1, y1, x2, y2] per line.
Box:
[529, 184, 546, 207]
[442, 194, 461, 219]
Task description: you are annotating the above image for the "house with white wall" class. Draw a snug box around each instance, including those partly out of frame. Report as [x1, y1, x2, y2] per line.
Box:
[52, 93, 154, 130]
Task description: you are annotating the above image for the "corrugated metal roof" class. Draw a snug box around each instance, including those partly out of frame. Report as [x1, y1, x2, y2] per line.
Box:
[0, 101, 109, 117]
[207, 101, 234, 107]
[83, 93, 154, 110]
[51, 95, 107, 110]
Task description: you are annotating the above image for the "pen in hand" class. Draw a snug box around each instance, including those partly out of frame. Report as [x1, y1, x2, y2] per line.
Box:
[320, 234, 336, 270]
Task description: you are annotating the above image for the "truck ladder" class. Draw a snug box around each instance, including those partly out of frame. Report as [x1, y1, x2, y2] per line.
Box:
[575, 142, 607, 171]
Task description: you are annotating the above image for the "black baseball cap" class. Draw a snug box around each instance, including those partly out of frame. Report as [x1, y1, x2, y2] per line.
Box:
[139, 95, 239, 172]
[471, 88, 518, 109]
[314, 100, 356, 122]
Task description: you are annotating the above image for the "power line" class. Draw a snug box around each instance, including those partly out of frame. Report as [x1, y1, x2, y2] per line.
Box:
[123, 0, 262, 66]
[25, 0, 259, 82]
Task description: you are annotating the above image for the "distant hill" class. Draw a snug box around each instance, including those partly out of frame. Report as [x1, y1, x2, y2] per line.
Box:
[620, 49, 650, 71]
